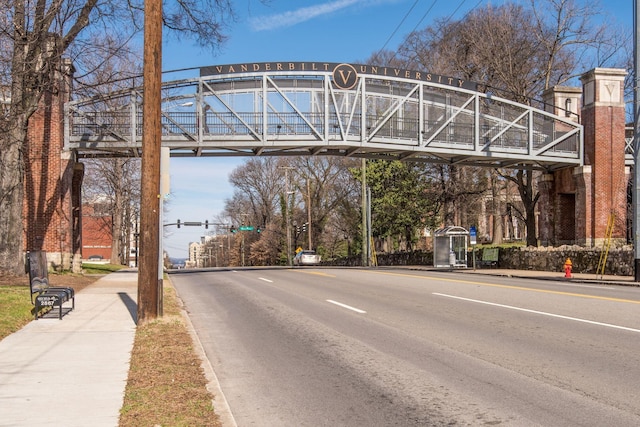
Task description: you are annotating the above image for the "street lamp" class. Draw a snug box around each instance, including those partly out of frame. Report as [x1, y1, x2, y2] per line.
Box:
[164, 101, 193, 110]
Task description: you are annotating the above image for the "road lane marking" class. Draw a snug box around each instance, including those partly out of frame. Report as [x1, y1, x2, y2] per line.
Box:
[326, 299, 367, 314]
[259, 277, 273, 283]
[362, 270, 640, 305]
[288, 270, 336, 278]
[433, 293, 640, 334]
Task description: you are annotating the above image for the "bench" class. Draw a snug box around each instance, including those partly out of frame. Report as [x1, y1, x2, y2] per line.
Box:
[27, 251, 75, 320]
[480, 247, 499, 268]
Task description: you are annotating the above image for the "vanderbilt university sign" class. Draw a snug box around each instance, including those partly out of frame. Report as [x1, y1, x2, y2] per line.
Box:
[200, 62, 477, 91]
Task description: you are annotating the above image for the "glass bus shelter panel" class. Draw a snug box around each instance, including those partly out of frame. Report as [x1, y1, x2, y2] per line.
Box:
[433, 226, 469, 268]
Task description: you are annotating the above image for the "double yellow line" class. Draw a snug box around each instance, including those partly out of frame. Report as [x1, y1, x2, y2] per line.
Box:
[362, 270, 640, 305]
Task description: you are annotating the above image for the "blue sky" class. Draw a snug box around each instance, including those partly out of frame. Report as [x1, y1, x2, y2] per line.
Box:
[159, 0, 633, 258]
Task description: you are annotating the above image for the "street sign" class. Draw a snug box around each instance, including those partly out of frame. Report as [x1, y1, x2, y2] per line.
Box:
[239, 225, 254, 231]
[469, 226, 477, 245]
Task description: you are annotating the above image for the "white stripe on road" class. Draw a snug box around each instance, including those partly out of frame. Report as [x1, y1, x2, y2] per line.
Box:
[326, 299, 367, 314]
[433, 293, 640, 334]
[259, 277, 273, 283]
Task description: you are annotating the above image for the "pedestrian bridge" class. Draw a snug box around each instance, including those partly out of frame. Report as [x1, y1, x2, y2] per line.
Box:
[65, 61, 582, 171]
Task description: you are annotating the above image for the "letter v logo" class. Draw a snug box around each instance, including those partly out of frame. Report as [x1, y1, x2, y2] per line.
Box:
[332, 64, 358, 90]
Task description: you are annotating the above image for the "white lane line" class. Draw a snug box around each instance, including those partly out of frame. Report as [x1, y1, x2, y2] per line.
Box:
[326, 299, 367, 314]
[433, 293, 640, 334]
[259, 277, 273, 283]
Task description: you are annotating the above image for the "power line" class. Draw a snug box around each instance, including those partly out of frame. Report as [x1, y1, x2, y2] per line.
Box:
[383, 0, 485, 64]
[409, 0, 441, 35]
[379, 0, 422, 53]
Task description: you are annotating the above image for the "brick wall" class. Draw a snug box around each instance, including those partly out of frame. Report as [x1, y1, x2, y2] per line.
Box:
[23, 60, 81, 271]
[81, 204, 112, 260]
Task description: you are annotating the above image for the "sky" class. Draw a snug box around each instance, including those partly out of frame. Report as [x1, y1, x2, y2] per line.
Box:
[158, 0, 633, 259]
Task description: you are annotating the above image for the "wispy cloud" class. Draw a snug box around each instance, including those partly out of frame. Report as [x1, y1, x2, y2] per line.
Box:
[249, 0, 393, 32]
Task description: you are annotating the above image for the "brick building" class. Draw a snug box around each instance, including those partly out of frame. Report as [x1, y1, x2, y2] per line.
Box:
[80, 203, 112, 261]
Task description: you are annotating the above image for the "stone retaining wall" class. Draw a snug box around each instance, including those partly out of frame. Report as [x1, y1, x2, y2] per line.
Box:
[489, 246, 633, 276]
[329, 246, 634, 276]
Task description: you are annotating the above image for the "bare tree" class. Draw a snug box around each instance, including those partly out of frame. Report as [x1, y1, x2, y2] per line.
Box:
[290, 157, 361, 253]
[0, 0, 250, 274]
[221, 156, 362, 264]
[228, 157, 283, 228]
[82, 158, 141, 264]
[392, 0, 629, 246]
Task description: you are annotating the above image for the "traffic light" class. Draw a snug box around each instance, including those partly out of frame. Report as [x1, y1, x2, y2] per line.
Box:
[256, 226, 261, 233]
[230, 226, 237, 233]
[205, 220, 209, 229]
[302, 222, 308, 232]
[177, 219, 181, 228]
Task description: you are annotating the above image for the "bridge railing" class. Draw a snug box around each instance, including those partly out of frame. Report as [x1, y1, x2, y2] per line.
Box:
[65, 66, 583, 170]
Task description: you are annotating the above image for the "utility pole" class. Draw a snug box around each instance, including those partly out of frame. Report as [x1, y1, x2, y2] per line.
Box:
[281, 167, 295, 265]
[361, 158, 368, 266]
[137, 0, 163, 324]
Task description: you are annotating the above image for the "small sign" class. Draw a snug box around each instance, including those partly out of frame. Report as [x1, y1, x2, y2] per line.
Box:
[239, 226, 254, 231]
[469, 226, 477, 245]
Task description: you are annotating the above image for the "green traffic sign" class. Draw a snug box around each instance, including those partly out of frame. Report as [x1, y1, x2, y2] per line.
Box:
[239, 226, 254, 231]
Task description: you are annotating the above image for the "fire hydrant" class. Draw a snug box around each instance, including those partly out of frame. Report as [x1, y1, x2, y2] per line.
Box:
[564, 257, 572, 278]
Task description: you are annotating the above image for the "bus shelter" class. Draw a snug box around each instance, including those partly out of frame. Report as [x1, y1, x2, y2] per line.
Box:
[433, 226, 469, 268]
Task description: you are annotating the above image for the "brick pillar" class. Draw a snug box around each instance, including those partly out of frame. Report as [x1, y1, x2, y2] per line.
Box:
[538, 86, 582, 247]
[573, 166, 593, 245]
[23, 59, 79, 270]
[578, 68, 627, 247]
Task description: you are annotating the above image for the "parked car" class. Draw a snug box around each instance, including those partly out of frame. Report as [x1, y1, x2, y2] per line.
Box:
[293, 250, 321, 266]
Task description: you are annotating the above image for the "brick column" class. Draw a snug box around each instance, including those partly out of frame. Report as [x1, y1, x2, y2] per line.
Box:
[578, 68, 627, 247]
[573, 166, 593, 246]
[23, 59, 79, 270]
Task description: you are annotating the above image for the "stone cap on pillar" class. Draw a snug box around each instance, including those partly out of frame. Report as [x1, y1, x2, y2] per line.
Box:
[580, 68, 627, 108]
[542, 86, 582, 122]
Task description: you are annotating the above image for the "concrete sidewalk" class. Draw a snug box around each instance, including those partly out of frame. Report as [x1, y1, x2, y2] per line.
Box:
[457, 267, 638, 286]
[0, 270, 138, 427]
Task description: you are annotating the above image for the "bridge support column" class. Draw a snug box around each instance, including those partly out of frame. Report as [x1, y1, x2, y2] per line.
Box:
[23, 58, 83, 272]
[577, 68, 628, 247]
[538, 68, 628, 248]
[573, 166, 593, 246]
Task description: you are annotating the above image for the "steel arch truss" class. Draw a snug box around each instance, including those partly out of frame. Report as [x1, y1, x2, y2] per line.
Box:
[65, 63, 582, 170]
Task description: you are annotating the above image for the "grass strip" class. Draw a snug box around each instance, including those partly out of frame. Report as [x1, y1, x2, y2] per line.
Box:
[0, 286, 34, 340]
[119, 283, 221, 427]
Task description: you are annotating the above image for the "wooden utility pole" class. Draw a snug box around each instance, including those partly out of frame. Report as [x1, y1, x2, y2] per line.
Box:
[137, 0, 163, 324]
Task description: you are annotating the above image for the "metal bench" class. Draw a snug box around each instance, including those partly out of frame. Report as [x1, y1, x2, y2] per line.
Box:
[480, 247, 499, 268]
[27, 251, 75, 320]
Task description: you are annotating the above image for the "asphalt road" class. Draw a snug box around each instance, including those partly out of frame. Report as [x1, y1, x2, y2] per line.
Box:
[170, 267, 640, 426]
